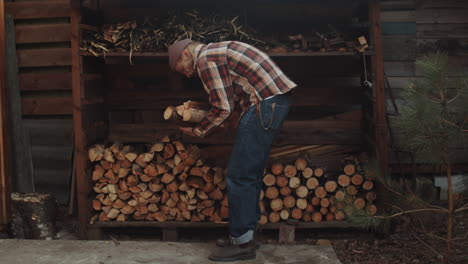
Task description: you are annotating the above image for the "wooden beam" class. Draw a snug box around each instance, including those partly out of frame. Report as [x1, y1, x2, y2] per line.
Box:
[370, 0, 389, 172]
[71, 0, 92, 240]
[0, 0, 13, 228]
[5, 15, 35, 193]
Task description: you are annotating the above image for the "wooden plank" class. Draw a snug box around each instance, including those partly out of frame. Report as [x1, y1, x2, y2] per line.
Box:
[15, 24, 70, 44]
[384, 62, 415, 76]
[0, 0, 12, 227]
[90, 220, 351, 229]
[20, 72, 71, 91]
[5, 14, 35, 193]
[23, 119, 73, 146]
[17, 48, 71, 67]
[382, 35, 416, 61]
[415, 55, 468, 77]
[21, 97, 72, 115]
[381, 11, 416, 22]
[416, 39, 468, 57]
[417, 0, 468, 9]
[417, 24, 468, 39]
[416, 9, 468, 24]
[381, 0, 415, 11]
[382, 22, 417, 35]
[5, 1, 70, 19]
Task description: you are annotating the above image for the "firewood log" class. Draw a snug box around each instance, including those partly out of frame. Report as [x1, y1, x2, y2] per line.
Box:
[269, 212, 280, 223]
[362, 180, 374, 191]
[283, 195, 296, 209]
[276, 176, 289, 187]
[351, 174, 364, 185]
[296, 198, 307, 210]
[324, 181, 337, 193]
[315, 187, 327, 198]
[306, 178, 319, 190]
[284, 165, 297, 178]
[312, 212, 322, 222]
[280, 209, 290, 220]
[259, 215, 268, 225]
[311, 196, 320, 206]
[302, 167, 313, 178]
[366, 204, 377, 216]
[295, 186, 309, 198]
[294, 158, 307, 171]
[353, 198, 365, 210]
[289, 177, 300, 189]
[265, 186, 279, 199]
[291, 208, 303, 219]
[263, 174, 276, 186]
[314, 168, 324, 177]
[343, 163, 356, 176]
[335, 210, 345, 220]
[280, 186, 292, 196]
[320, 198, 330, 208]
[338, 174, 350, 187]
[271, 162, 284, 175]
[270, 198, 284, 211]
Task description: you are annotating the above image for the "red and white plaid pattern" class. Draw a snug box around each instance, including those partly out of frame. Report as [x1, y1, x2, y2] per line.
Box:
[194, 41, 296, 136]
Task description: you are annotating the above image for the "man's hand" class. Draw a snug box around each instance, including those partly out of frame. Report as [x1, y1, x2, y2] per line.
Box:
[178, 126, 199, 137]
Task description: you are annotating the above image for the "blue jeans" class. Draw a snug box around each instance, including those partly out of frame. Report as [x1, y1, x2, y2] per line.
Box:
[226, 93, 292, 243]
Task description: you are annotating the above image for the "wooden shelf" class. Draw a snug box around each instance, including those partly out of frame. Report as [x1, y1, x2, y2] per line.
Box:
[80, 50, 373, 64]
[89, 220, 352, 229]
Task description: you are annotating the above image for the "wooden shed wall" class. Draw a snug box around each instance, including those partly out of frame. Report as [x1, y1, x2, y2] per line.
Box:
[381, 0, 468, 172]
[5, 0, 73, 204]
[2, 0, 468, 204]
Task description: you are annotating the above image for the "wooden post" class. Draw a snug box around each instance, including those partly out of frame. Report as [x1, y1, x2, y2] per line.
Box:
[4, 14, 35, 193]
[0, 0, 12, 229]
[279, 224, 295, 244]
[369, 0, 389, 172]
[71, 0, 90, 239]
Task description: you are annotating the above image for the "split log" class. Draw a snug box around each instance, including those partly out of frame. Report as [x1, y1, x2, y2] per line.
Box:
[324, 181, 337, 193]
[289, 177, 300, 189]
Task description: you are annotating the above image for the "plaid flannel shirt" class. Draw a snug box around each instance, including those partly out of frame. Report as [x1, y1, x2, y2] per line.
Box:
[193, 41, 297, 137]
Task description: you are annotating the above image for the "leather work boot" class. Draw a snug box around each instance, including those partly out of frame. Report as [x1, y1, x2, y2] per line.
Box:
[215, 237, 260, 250]
[208, 240, 257, 262]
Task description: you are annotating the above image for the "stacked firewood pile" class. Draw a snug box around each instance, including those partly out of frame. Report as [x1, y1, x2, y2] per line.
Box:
[89, 137, 228, 223]
[258, 157, 377, 224]
[89, 139, 376, 223]
[81, 10, 360, 58]
[81, 10, 266, 57]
